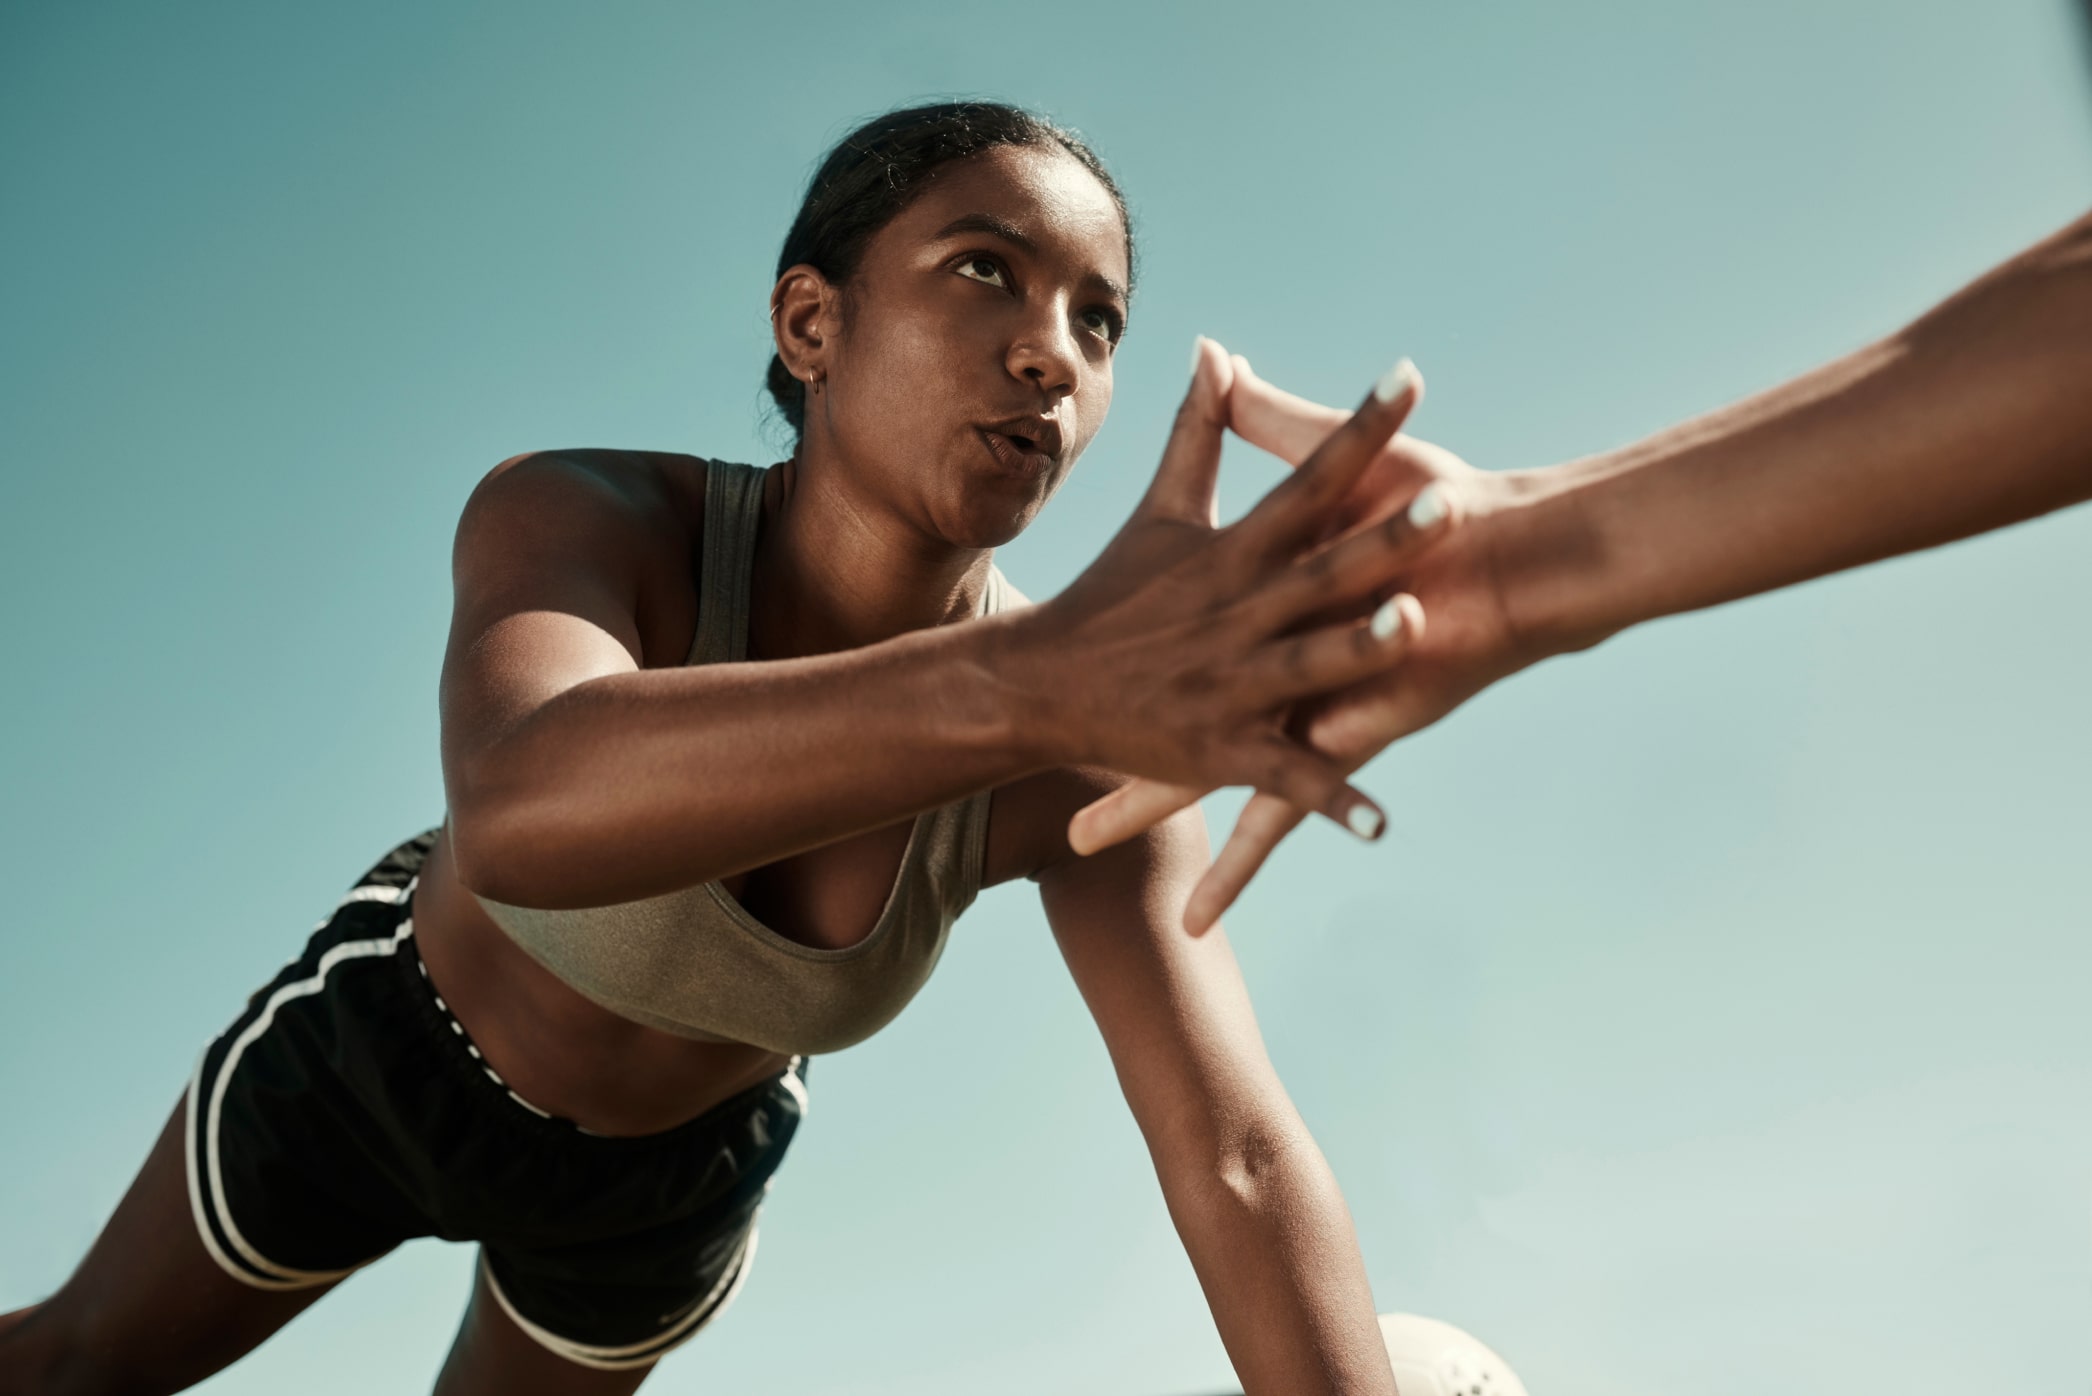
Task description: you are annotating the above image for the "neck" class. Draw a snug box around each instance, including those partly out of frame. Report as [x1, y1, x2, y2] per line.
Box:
[746, 452, 993, 660]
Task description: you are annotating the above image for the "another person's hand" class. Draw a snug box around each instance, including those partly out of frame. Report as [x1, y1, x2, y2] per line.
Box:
[1070, 359, 1533, 931]
[1014, 340, 1424, 837]
[1011, 339, 1436, 840]
[1076, 210, 2092, 932]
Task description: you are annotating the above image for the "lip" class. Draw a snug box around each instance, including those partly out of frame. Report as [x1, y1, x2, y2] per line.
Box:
[975, 424, 1060, 478]
[983, 412, 1063, 458]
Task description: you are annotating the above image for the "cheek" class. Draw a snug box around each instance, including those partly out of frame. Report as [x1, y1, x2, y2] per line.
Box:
[1069, 367, 1114, 454]
[839, 304, 983, 424]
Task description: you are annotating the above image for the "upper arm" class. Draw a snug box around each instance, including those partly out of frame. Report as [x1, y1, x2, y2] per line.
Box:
[439, 451, 693, 838]
[1030, 774, 1303, 1171]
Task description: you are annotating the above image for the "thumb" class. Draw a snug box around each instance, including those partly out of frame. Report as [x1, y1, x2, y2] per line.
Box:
[1228, 356, 1350, 469]
[1140, 336, 1236, 524]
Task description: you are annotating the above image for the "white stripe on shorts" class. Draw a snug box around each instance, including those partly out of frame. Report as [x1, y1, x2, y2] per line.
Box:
[184, 915, 417, 1291]
[481, 1224, 759, 1371]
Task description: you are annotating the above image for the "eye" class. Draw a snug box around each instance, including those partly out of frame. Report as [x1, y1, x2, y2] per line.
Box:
[1079, 306, 1126, 345]
[954, 256, 1009, 289]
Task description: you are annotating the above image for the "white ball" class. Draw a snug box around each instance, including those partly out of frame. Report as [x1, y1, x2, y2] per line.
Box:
[1377, 1313, 1529, 1396]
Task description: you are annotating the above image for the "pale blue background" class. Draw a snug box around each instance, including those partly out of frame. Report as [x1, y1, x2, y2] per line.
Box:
[3, 2, 2089, 1392]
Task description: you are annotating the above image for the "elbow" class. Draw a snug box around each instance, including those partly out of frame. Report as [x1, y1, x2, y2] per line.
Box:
[445, 761, 558, 908]
[1168, 1117, 1321, 1219]
[446, 819, 517, 907]
[1213, 1124, 1311, 1212]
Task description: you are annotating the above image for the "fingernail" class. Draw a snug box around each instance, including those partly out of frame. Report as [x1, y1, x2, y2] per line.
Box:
[1370, 597, 1405, 641]
[1371, 356, 1418, 405]
[1345, 804, 1385, 840]
[1190, 336, 1211, 377]
[1407, 483, 1449, 530]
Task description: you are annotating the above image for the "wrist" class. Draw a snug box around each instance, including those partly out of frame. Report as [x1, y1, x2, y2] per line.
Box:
[965, 604, 1077, 770]
[1479, 454, 1641, 660]
[862, 615, 1057, 791]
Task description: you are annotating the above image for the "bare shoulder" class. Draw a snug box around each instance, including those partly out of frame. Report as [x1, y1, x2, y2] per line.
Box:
[458, 449, 703, 559]
[448, 449, 714, 668]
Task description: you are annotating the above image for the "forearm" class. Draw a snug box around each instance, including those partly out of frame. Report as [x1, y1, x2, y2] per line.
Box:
[1042, 802, 1389, 1391]
[1162, 1131, 1393, 1396]
[450, 612, 1048, 907]
[1502, 211, 2092, 653]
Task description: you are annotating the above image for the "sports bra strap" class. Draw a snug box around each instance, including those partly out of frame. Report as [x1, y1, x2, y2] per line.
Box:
[690, 460, 767, 665]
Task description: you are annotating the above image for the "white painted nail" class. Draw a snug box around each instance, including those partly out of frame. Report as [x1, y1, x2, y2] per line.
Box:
[1372, 356, 1418, 405]
[1407, 483, 1449, 530]
[1345, 804, 1385, 840]
[1190, 336, 1210, 377]
[1370, 597, 1405, 641]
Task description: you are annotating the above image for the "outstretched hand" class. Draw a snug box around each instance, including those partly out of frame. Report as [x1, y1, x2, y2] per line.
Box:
[1018, 339, 1433, 841]
[1068, 357, 1530, 932]
[1075, 209, 2092, 933]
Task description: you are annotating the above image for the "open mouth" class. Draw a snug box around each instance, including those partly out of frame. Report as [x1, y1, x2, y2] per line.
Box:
[977, 425, 1059, 475]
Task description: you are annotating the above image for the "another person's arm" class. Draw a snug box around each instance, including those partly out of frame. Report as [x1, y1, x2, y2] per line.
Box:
[1076, 209, 2092, 926]
[443, 347, 1424, 909]
[1023, 769, 1395, 1396]
[1505, 208, 2092, 635]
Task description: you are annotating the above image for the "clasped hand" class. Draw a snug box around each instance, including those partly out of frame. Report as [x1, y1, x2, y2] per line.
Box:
[1033, 340, 1528, 932]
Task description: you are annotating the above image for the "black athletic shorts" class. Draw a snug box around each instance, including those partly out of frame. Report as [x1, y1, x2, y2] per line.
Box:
[184, 831, 808, 1371]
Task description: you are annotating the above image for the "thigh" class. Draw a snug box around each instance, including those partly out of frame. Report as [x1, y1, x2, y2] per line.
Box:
[0, 1099, 343, 1396]
[437, 1058, 800, 1384]
[433, 1263, 657, 1396]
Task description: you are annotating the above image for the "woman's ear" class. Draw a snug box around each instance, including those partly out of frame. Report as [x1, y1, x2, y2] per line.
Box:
[771, 264, 837, 386]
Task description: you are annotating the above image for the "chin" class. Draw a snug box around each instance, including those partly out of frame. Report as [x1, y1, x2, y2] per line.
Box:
[946, 505, 1038, 551]
[939, 469, 1064, 550]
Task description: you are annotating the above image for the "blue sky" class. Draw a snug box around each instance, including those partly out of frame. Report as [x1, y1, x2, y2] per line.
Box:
[2, 2, 2088, 1392]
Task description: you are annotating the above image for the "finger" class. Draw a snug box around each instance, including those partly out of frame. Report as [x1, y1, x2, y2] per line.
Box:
[1067, 777, 1208, 857]
[1226, 356, 1349, 468]
[1239, 480, 1458, 637]
[1286, 578, 1405, 637]
[1229, 358, 1423, 560]
[1139, 336, 1237, 525]
[1236, 594, 1423, 710]
[1302, 667, 1434, 760]
[1230, 733, 1385, 844]
[1182, 793, 1309, 935]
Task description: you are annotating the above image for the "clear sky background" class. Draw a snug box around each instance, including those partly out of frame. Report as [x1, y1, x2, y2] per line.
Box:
[3, 2, 2088, 1393]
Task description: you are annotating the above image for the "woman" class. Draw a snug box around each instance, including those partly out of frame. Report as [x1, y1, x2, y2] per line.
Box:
[0, 103, 1444, 1395]
[1081, 207, 2092, 928]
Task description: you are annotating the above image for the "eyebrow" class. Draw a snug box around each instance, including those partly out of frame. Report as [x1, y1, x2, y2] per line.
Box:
[933, 212, 1129, 305]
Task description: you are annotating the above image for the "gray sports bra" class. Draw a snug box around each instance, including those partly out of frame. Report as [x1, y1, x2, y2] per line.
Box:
[474, 460, 1012, 1055]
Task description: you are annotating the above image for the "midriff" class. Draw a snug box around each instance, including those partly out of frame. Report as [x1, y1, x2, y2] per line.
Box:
[411, 826, 789, 1137]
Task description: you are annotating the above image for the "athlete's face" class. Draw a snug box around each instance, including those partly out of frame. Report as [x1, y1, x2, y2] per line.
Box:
[784, 145, 1131, 550]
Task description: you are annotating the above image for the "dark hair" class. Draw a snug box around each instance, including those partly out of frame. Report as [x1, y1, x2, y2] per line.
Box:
[766, 101, 1135, 442]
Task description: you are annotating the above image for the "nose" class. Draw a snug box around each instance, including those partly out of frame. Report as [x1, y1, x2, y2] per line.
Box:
[1005, 302, 1082, 403]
